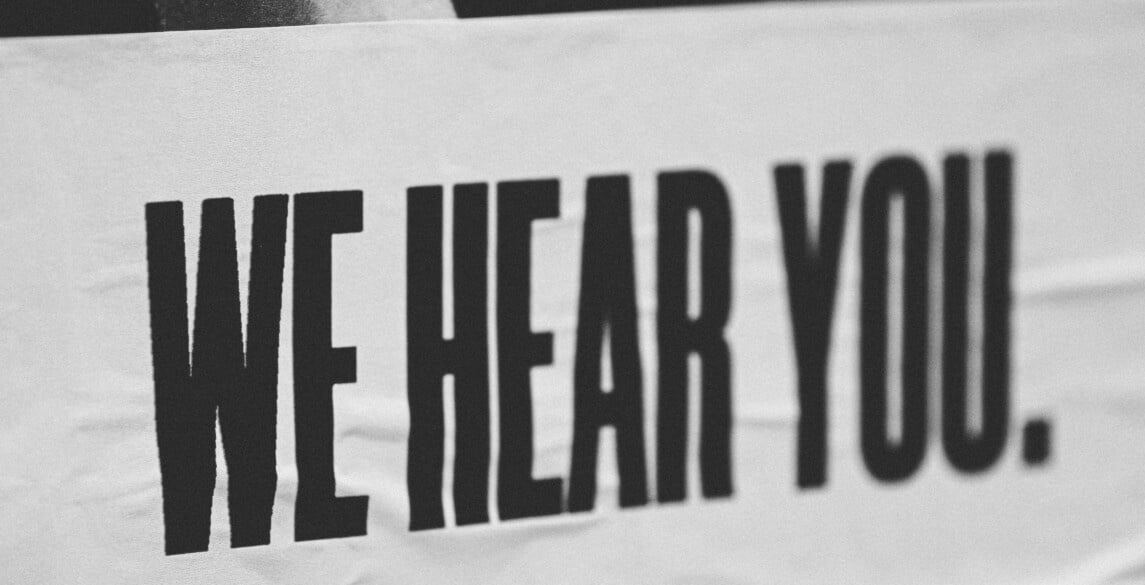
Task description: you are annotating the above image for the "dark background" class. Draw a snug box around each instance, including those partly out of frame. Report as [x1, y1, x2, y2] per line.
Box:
[0, 0, 778, 37]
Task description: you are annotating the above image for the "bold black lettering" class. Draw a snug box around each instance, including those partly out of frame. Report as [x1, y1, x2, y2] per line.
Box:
[496, 179, 564, 520]
[145, 196, 288, 555]
[293, 191, 369, 541]
[774, 161, 852, 489]
[656, 170, 733, 502]
[942, 152, 1012, 472]
[406, 184, 490, 530]
[568, 176, 649, 512]
[860, 157, 931, 482]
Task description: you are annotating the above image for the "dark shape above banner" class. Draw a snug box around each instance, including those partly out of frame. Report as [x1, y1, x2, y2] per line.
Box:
[0, 0, 780, 36]
[0, 0, 160, 37]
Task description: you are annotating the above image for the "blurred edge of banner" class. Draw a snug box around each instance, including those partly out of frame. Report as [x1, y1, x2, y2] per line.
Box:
[0, 0, 786, 37]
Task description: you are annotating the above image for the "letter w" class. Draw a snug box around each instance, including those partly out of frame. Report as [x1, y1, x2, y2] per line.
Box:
[145, 196, 288, 555]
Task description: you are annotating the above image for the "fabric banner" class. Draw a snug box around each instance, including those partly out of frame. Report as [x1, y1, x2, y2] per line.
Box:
[2, 1, 1144, 582]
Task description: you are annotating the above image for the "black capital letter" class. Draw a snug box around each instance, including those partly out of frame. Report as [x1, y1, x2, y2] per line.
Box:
[569, 176, 649, 512]
[293, 190, 369, 541]
[496, 179, 564, 521]
[942, 152, 1012, 472]
[145, 195, 288, 555]
[860, 157, 930, 482]
[407, 184, 491, 530]
[774, 161, 852, 489]
[657, 170, 733, 502]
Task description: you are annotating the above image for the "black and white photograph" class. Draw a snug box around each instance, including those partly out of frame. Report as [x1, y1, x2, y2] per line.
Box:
[1, 0, 1143, 583]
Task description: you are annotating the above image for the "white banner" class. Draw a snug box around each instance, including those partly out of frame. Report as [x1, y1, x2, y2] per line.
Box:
[2, 1, 1145, 583]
